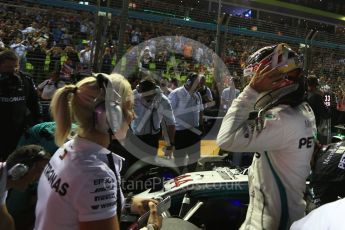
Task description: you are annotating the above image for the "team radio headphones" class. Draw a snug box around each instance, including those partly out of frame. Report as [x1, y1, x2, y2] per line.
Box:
[7, 148, 49, 181]
[8, 163, 29, 181]
[93, 73, 123, 135]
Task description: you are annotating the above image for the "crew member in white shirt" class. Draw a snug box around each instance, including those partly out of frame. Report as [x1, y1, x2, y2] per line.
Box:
[221, 77, 239, 111]
[290, 198, 345, 230]
[10, 38, 29, 71]
[131, 77, 175, 159]
[168, 72, 204, 172]
[37, 69, 65, 100]
[79, 44, 92, 74]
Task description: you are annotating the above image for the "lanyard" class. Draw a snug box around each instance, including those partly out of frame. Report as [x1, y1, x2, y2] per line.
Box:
[106, 153, 122, 221]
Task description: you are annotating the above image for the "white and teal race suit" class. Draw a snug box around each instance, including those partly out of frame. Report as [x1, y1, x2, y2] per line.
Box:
[217, 86, 317, 230]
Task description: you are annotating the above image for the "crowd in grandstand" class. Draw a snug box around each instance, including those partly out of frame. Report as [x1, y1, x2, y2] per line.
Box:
[1, 2, 345, 127]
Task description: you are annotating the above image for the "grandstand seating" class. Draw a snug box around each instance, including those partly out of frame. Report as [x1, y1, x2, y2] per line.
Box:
[1, 0, 345, 94]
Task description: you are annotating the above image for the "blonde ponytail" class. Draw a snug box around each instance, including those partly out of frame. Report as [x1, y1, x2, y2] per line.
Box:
[50, 85, 78, 146]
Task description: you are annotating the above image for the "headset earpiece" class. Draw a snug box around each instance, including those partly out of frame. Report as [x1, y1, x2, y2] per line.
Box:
[6, 148, 49, 181]
[8, 163, 29, 181]
[105, 98, 123, 135]
[94, 73, 123, 135]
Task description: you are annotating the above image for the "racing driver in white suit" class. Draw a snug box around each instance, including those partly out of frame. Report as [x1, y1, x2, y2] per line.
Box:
[217, 43, 317, 230]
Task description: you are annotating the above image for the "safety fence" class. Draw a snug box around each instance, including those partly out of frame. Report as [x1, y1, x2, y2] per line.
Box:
[1, 0, 345, 93]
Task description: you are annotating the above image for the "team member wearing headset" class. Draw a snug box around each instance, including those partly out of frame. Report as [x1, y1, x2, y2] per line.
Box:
[34, 73, 161, 230]
[131, 76, 176, 159]
[0, 144, 50, 230]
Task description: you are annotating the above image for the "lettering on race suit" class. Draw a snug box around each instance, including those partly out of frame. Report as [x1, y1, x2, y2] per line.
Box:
[338, 153, 345, 170]
[323, 151, 335, 165]
[170, 175, 192, 188]
[43, 163, 69, 196]
[298, 136, 313, 149]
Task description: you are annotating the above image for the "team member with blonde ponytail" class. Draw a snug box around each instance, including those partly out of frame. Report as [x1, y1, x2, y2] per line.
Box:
[35, 74, 161, 230]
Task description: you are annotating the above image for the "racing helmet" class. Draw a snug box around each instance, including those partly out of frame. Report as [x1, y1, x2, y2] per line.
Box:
[243, 43, 306, 110]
